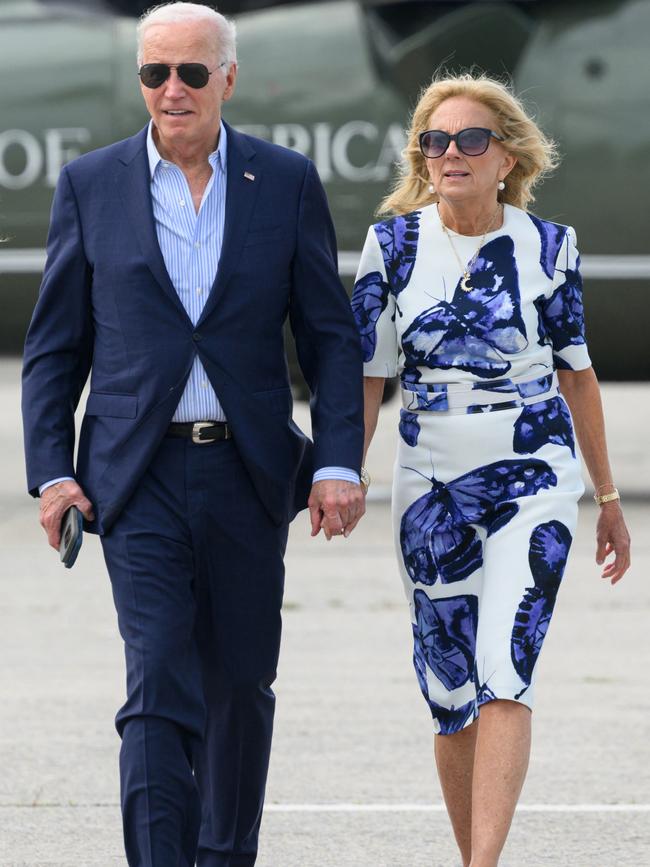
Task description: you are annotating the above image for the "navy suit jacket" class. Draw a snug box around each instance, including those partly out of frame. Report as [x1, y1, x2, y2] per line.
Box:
[22, 122, 364, 533]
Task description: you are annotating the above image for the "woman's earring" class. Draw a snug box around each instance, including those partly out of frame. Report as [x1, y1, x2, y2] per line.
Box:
[498, 180, 506, 191]
[428, 184, 435, 194]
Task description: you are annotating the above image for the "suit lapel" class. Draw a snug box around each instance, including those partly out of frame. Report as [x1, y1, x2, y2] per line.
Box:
[198, 123, 260, 326]
[115, 129, 192, 324]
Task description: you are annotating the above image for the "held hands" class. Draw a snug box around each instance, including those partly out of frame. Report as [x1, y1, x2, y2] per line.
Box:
[40, 480, 95, 550]
[596, 501, 631, 584]
[308, 479, 366, 540]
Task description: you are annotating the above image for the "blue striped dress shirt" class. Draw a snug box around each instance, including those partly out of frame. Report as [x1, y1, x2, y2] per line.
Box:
[39, 122, 358, 492]
[147, 120, 227, 423]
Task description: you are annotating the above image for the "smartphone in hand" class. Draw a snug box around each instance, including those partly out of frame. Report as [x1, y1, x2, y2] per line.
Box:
[59, 506, 83, 568]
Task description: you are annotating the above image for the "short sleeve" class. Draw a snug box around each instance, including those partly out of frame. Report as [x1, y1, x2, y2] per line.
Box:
[351, 225, 398, 377]
[536, 226, 592, 371]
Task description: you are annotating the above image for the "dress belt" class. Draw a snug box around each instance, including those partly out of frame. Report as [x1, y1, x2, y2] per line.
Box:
[166, 421, 232, 443]
[400, 371, 560, 415]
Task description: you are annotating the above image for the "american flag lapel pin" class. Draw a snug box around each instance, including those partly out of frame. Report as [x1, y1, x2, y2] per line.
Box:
[244, 171, 255, 181]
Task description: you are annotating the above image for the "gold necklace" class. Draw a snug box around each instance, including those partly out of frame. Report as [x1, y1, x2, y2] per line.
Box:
[439, 204, 502, 292]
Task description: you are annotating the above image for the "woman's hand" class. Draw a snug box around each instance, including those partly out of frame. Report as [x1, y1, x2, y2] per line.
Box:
[595, 501, 630, 584]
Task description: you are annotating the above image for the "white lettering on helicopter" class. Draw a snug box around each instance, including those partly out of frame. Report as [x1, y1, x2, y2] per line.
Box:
[0, 128, 90, 190]
[232, 121, 407, 182]
[0, 129, 43, 189]
[0, 123, 404, 189]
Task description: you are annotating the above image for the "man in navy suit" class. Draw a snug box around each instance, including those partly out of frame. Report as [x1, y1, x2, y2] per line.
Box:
[22, 3, 365, 864]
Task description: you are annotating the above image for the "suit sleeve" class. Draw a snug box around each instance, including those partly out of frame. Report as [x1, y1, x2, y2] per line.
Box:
[21, 166, 94, 497]
[289, 160, 364, 474]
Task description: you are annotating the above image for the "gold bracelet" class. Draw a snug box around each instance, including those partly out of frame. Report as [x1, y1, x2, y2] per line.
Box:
[593, 488, 620, 506]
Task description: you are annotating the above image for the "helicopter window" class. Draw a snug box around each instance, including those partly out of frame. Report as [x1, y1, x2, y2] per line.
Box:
[363, 1, 536, 98]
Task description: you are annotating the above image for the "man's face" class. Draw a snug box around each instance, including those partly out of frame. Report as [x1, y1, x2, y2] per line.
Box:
[140, 20, 236, 149]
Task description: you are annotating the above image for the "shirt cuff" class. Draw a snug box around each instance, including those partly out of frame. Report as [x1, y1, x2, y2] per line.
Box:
[312, 466, 360, 486]
[39, 476, 75, 496]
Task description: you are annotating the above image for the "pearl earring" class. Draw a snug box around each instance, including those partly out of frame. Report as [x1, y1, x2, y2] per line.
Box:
[428, 184, 435, 194]
[498, 180, 506, 191]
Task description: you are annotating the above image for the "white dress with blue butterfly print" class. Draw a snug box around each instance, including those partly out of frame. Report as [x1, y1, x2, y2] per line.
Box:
[353, 203, 591, 735]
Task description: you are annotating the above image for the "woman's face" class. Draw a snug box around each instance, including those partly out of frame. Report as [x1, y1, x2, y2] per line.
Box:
[423, 96, 516, 206]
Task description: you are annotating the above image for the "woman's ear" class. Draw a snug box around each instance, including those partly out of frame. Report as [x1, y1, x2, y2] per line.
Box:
[501, 152, 518, 178]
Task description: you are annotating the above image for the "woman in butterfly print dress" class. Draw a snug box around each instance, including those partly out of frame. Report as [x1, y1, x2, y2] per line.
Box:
[352, 75, 630, 867]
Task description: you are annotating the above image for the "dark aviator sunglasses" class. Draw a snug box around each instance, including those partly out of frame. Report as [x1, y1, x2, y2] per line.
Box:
[419, 127, 505, 159]
[138, 61, 227, 89]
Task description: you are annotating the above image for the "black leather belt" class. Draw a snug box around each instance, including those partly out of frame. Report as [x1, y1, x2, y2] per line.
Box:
[166, 421, 232, 444]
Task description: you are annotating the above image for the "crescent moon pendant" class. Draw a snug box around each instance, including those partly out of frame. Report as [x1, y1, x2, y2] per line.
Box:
[461, 275, 472, 292]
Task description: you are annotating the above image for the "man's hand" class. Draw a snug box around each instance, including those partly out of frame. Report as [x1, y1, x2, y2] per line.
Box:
[308, 479, 366, 540]
[39, 480, 95, 550]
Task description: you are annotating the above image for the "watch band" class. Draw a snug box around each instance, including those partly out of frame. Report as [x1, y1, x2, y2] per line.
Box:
[593, 488, 620, 506]
[360, 466, 371, 492]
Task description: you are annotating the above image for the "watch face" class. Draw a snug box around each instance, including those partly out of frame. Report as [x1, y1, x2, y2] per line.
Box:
[360, 467, 370, 489]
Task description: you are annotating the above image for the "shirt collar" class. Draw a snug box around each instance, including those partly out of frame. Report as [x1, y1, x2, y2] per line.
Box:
[146, 119, 228, 179]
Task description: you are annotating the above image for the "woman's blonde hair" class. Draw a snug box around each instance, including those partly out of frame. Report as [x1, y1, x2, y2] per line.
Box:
[380, 72, 558, 216]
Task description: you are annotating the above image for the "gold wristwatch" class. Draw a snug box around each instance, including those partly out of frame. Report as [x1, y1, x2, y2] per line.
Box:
[360, 466, 371, 493]
[593, 487, 620, 506]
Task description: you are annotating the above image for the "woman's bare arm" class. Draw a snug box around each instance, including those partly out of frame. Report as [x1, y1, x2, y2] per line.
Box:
[558, 367, 631, 583]
[363, 377, 386, 464]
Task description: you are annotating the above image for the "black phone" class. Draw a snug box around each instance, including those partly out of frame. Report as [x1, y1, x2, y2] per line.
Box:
[59, 506, 83, 568]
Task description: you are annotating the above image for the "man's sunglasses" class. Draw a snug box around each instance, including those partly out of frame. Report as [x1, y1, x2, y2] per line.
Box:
[138, 61, 227, 89]
[419, 127, 505, 159]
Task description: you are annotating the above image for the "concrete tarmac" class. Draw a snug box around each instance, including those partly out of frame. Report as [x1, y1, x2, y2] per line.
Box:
[1, 359, 649, 866]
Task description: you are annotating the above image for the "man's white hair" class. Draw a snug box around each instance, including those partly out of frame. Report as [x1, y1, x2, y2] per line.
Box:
[137, 2, 237, 66]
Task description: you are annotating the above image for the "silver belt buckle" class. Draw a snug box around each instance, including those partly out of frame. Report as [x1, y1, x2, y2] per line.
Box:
[191, 421, 215, 444]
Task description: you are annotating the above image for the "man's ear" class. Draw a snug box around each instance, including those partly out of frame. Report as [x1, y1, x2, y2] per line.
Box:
[222, 63, 237, 103]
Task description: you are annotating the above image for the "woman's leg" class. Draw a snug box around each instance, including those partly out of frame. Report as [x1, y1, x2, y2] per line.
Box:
[434, 720, 479, 867]
[469, 700, 531, 867]
[467, 490, 579, 866]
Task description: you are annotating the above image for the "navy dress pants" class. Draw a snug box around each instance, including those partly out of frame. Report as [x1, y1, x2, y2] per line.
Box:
[100, 435, 288, 867]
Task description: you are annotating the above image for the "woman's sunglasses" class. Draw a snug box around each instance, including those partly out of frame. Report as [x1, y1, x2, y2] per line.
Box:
[419, 127, 505, 159]
[138, 61, 227, 89]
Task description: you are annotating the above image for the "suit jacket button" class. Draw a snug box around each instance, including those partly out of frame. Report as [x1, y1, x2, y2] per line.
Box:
[192, 332, 202, 342]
